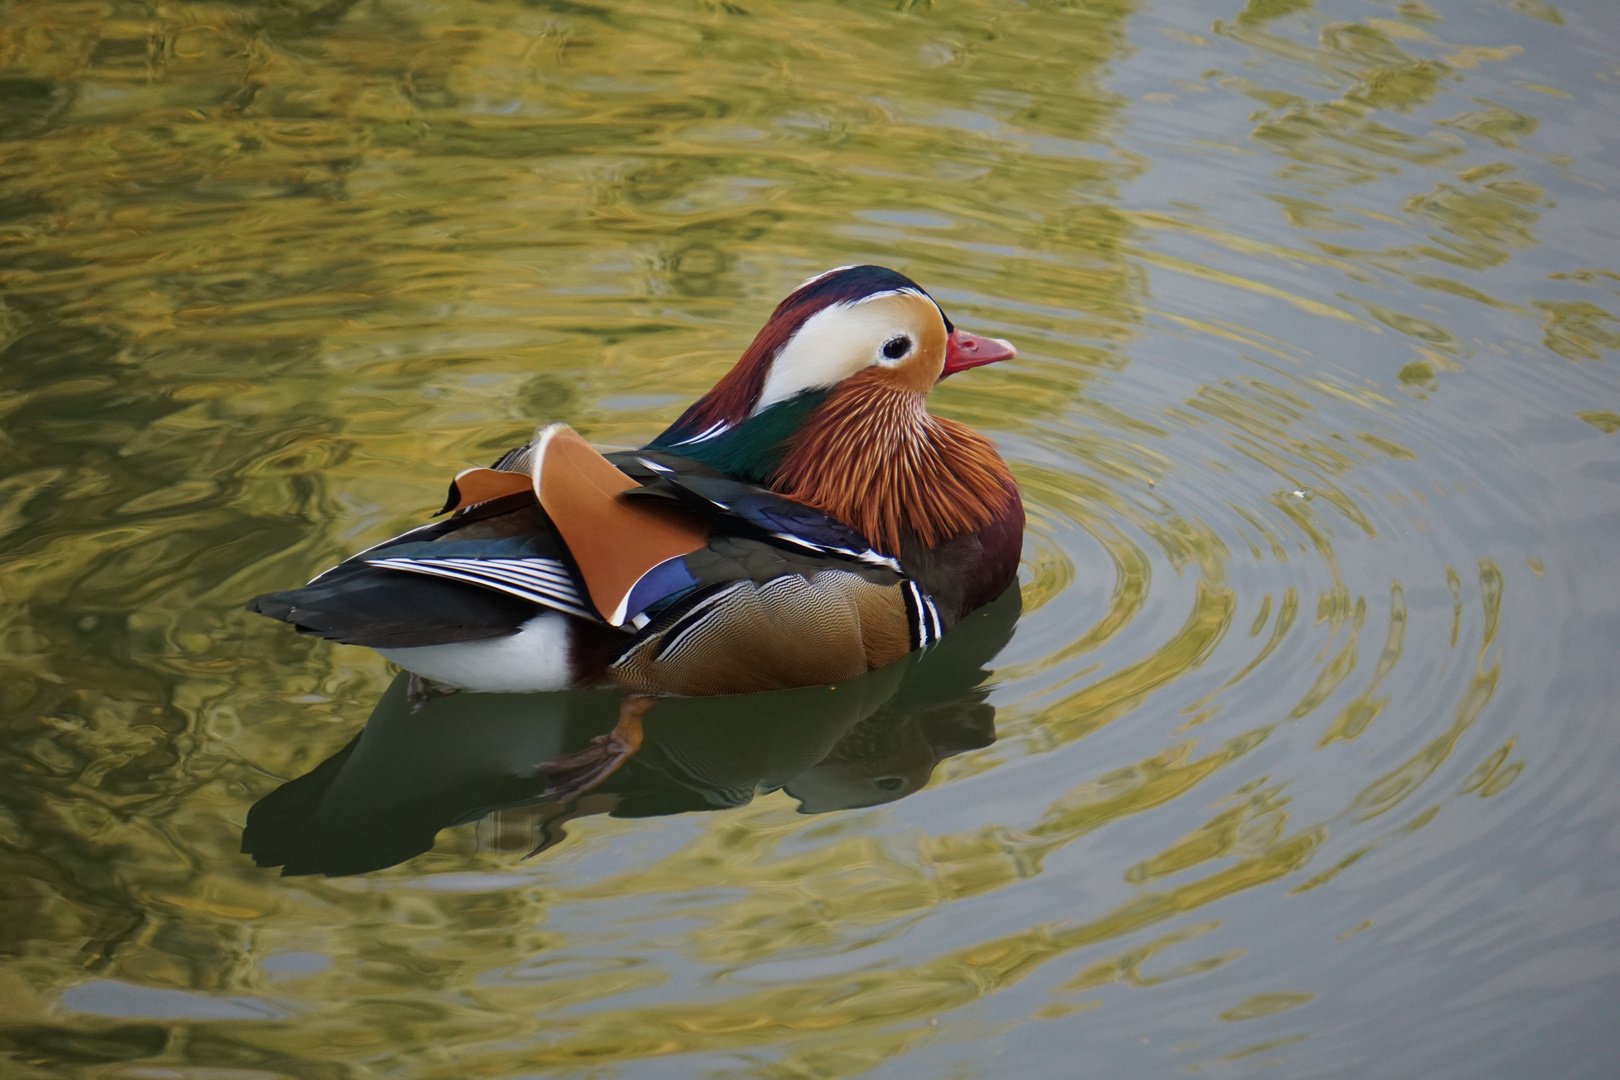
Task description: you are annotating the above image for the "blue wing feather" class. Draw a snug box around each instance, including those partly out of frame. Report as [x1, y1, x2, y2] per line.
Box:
[610, 453, 901, 571]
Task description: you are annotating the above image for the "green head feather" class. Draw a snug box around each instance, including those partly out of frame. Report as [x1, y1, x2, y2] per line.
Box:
[651, 390, 827, 483]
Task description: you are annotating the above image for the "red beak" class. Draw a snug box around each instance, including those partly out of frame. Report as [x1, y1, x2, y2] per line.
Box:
[942, 328, 1017, 378]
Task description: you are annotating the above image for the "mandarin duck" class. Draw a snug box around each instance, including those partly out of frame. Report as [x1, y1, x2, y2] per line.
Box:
[243, 588, 1019, 875]
[249, 265, 1023, 795]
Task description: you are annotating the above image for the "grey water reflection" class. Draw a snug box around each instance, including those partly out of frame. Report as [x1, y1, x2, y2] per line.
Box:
[1, 0, 1618, 1077]
[245, 591, 1019, 877]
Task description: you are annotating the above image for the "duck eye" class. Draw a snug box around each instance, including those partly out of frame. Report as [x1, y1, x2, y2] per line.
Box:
[881, 335, 911, 361]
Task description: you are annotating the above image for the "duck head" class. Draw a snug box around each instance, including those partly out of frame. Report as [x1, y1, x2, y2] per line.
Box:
[654, 266, 1012, 454]
[752, 265, 1017, 406]
[650, 265, 1020, 557]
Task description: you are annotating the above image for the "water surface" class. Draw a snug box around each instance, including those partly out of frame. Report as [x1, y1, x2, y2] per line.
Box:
[2, 0, 1618, 1076]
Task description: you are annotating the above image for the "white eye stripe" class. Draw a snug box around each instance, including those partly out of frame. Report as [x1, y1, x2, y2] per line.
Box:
[788, 276, 948, 328]
[846, 288, 949, 331]
[752, 291, 941, 414]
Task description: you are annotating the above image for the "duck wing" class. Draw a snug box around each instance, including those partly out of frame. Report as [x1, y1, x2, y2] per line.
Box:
[249, 430, 947, 694]
[246, 427, 716, 648]
[607, 449, 899, 570]
[246, 493, 588, 647]
[490, 439, 943, 693]
[487, 440, 895, 568]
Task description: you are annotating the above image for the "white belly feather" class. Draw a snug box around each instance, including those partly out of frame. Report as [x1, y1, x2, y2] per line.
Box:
[375, 612, 573, 692]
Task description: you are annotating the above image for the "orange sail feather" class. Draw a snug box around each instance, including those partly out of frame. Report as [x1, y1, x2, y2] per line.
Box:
[531, 425, 710, 625]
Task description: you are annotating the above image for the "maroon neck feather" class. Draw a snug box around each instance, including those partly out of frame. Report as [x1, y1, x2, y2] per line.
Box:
[668, 303, 803, 434]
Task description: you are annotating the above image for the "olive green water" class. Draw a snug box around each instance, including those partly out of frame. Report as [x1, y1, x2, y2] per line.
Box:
[3, 0, 1619, 1076]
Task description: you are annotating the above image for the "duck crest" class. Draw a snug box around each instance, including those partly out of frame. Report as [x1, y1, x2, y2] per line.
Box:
[771, 370, 1018, 556]
[660, 265, 945, 439]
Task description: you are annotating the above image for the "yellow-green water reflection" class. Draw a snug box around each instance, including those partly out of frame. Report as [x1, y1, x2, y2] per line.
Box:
[2, 0, 1618, 1076]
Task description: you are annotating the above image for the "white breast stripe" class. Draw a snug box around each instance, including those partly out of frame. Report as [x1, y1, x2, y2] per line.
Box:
[366, 557, 597, 621]
[903, 581, 923, 650]
[902, 581, 940, 650]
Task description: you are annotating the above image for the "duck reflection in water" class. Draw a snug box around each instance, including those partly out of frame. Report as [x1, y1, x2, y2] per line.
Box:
[243, 587, 1018, 876]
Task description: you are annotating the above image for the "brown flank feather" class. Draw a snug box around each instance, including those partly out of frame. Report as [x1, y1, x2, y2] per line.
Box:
[771, 370, 1018, 555]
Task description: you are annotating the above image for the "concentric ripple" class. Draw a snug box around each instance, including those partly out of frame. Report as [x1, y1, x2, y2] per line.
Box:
[0, 0, 1617, 1077]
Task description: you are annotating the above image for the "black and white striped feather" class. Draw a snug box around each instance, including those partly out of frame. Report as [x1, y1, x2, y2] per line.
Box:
[902, 580, 943, 651]
[364, 556, 595, 621]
